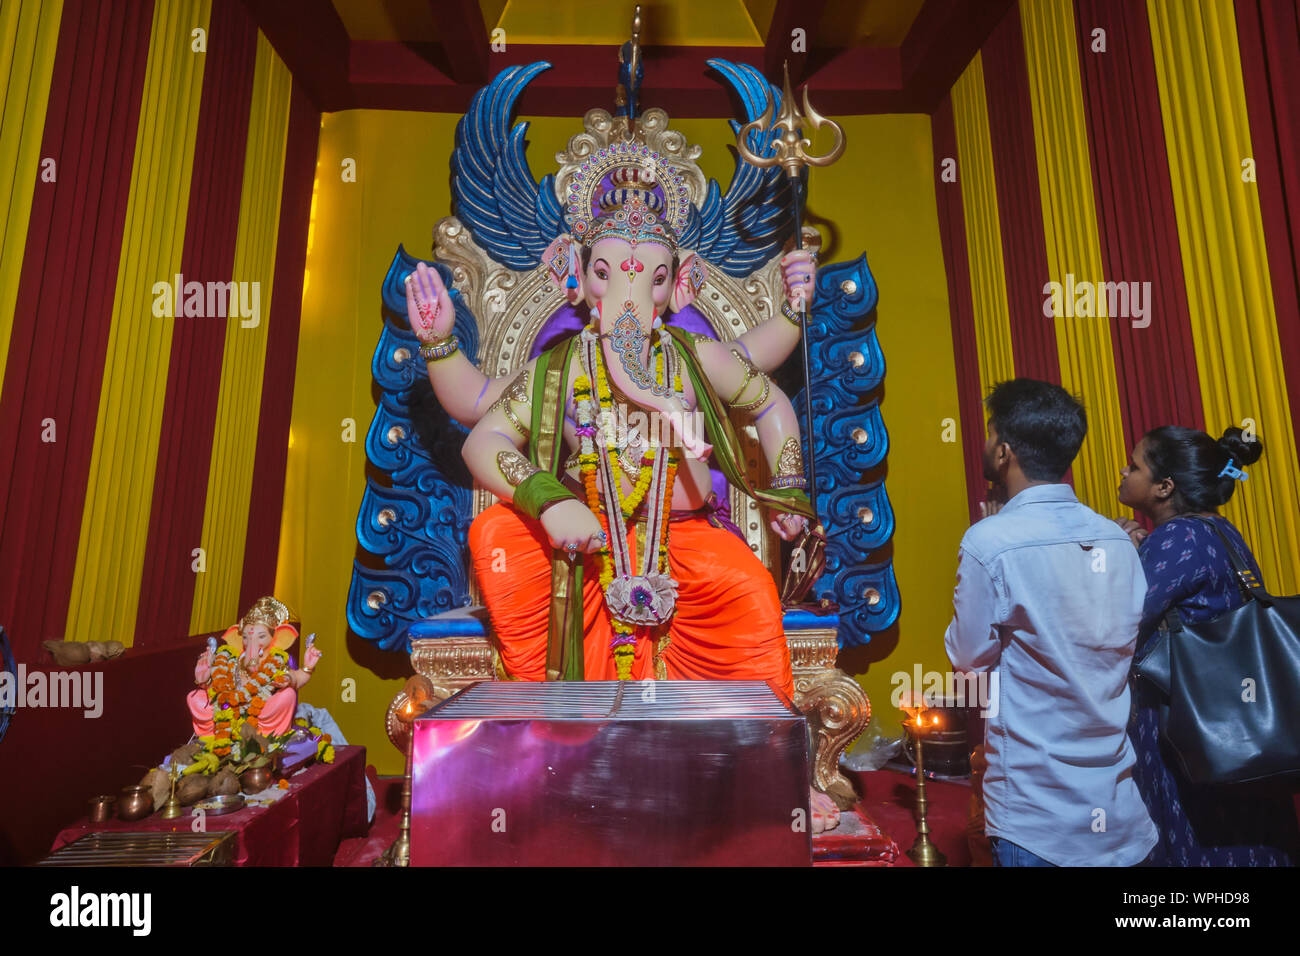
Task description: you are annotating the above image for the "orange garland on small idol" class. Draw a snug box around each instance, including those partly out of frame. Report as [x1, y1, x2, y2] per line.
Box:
[206, 644, 290, 746]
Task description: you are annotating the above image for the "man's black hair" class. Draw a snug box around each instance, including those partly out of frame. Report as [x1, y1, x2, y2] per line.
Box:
[985, 378, 1087, 482]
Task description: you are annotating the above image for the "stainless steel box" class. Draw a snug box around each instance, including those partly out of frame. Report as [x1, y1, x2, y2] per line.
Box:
[410, 680, 811, 866]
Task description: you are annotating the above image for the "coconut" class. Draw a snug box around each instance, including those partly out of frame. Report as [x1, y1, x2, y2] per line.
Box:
[209, 769, 239, 796]
[140, 768, 171, 811]
[86, 642, 108, 661]
[170, 742, 200, 768]
[41, 641, 91, 666]
[177, 774, 210, 806]
[101, 640, 125, 660]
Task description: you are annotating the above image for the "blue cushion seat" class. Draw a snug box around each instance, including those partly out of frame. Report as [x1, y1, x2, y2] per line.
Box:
[404, 606, 840, 642]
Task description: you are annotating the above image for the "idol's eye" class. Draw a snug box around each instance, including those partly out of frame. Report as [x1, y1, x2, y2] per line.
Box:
[595, 268, 608, 280]
[654, 274, 666, 285]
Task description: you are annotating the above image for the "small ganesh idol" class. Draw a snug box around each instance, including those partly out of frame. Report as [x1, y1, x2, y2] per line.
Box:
[187, 596, 322, 739]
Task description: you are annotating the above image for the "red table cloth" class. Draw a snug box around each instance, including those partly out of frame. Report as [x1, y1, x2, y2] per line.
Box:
[51, 745, 368, 866]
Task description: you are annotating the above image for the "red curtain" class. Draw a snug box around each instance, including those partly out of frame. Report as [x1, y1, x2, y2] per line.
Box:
[1074, 0, 1204, 452]
[134, 0, 259, 648]
[981, 3, 1061, 386]
[0, 1, 155, 663]
[1235, 0, 1300, 456]
[932, 92, 989, 522]
[239, 80, 319, 611]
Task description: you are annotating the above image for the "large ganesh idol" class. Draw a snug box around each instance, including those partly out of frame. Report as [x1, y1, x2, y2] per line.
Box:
[404, 139, 817, 693]
[353, 54, 896, 824]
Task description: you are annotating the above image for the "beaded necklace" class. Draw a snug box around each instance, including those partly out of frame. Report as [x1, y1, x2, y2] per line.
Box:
[575, 324, 681, 679]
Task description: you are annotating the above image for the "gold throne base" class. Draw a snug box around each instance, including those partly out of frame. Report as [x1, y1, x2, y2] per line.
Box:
[384, 624, 869, 810]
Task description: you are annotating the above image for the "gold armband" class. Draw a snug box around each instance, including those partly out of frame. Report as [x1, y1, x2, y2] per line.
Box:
[727, 348, 771, 411]
[487, 370, 531, 439]
[497, 450, 540, 487]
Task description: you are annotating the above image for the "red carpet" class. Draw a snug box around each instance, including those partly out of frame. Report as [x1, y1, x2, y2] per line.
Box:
[333, 768, 403, 867]
[849, 768, 978, 867]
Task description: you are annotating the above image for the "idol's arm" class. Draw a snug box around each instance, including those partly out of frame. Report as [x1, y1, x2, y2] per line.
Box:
[697, 345, 808, 541]
[460, 388, 605, 553]
[405, 261, 519, 424]
[699, 248, 817, 373]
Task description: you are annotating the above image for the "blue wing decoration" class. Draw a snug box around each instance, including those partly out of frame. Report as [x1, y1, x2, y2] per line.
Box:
[448, 59, 797, 277]
[451, 62, 564, 271]
[683, 60, 799, 276]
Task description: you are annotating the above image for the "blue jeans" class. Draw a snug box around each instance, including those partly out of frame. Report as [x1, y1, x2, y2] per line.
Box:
[989, 836, 1056, 867]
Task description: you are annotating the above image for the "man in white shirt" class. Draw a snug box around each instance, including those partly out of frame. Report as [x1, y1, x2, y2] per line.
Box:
[945, 378, 1156, 866]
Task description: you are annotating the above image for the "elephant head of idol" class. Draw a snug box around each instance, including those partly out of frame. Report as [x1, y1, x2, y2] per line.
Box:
[542, 156, 711, 459]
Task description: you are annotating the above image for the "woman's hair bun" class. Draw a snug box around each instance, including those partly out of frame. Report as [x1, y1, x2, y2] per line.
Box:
[1218, 426, 1263, 467]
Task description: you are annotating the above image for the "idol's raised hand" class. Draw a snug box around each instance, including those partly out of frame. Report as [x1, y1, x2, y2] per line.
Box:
[404, 261, 455, 342]
[780, 249, 818, 311]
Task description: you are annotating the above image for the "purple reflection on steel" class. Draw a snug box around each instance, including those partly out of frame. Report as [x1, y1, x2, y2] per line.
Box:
[411, 681, 810, 866]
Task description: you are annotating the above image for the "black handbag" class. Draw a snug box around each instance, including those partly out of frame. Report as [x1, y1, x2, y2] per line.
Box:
[1133, 515, 1300, 784]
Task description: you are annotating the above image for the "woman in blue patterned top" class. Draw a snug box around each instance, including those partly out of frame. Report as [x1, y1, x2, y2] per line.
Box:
[1116, 425, 1299, 866]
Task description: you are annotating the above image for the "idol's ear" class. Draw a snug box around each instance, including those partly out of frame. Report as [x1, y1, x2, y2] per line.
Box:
[543, 234, 583, 305]
[671, 251, 707, 313]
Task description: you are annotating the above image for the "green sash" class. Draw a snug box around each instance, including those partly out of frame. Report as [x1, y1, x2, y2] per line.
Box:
[665, 326, 816, 521]
[527, 337, 585, 681]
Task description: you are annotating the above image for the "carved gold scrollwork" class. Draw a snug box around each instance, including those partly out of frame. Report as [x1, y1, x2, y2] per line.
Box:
[386, 637, 497, 751]
[789, 628, 870, 810]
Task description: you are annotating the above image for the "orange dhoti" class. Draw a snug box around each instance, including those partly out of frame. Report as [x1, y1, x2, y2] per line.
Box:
[469, 502, 793, 700]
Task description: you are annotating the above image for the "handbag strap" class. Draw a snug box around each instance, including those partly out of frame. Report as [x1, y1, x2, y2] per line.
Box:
[1183, 514, 1272, 604]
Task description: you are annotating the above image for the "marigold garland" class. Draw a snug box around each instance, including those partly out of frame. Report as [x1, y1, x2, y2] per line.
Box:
[201, 645, 290, 760]
[573, 332, 683, 680]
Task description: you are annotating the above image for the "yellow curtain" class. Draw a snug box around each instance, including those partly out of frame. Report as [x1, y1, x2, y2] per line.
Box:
[64, 0, 211, 645]
[1018, 0, 1128, 516]
[190, 34, 292, 632]
[1147, 0, 1300, 592]
[0, 0, 63, 396]
[950, 52, 1016, 403]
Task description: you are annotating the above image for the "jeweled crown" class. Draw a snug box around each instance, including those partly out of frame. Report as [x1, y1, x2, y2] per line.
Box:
[565, 141, 691, 252]
[583, 169, 677, 252]
[240, 596, 291, 632]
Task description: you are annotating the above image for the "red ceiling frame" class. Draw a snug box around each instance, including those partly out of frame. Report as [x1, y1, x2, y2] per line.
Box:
[238, 0, 1014, 117]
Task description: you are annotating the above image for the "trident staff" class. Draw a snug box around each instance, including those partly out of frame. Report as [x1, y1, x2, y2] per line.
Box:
[734, 62, 845, 517]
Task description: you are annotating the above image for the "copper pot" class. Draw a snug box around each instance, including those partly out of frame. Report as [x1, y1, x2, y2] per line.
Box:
[89, 795, 116, 823]
[118, 785, 153, 821]
[240, 767, 273, 793]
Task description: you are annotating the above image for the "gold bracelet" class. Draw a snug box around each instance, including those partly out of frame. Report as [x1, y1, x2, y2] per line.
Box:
[419, 335, 460, 362]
